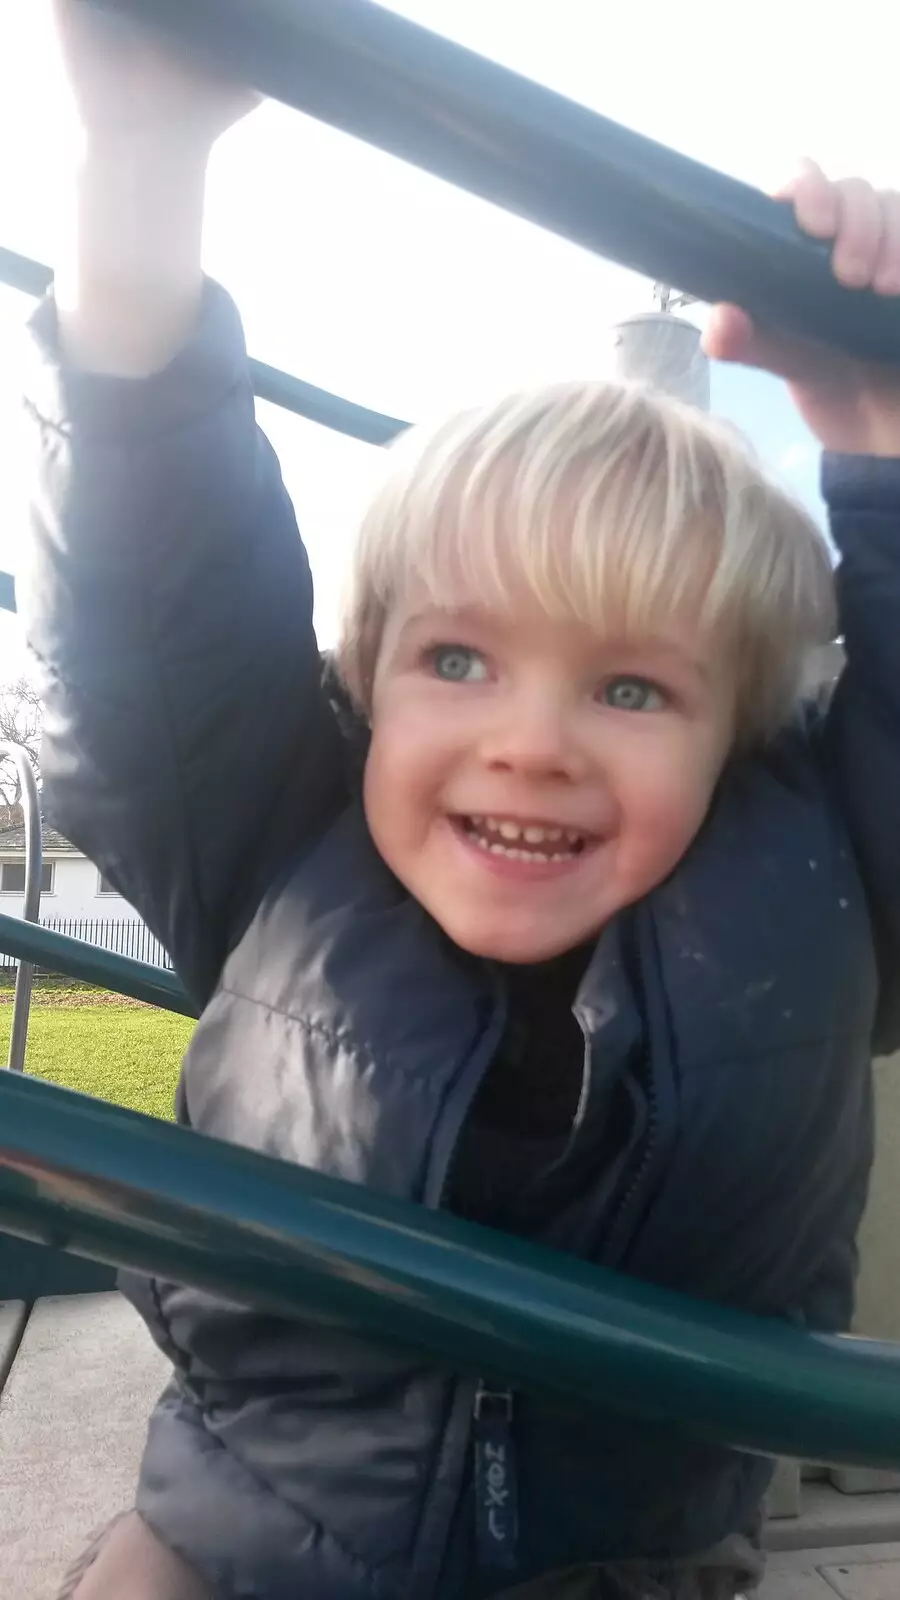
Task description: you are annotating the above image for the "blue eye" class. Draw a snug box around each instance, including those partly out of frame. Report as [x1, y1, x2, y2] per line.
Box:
[429, 645, 488, 683]
[601, 676, 666, 712]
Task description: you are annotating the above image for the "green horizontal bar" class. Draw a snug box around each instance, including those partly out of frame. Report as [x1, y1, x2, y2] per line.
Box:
[250, 357, 406, 444]
[0, 244, 52, 298]
[99, 0, 900, 366]
[2, 1068, 900, 1468]
[0, 245, 408, 445]
[0, 912, 194, 1016]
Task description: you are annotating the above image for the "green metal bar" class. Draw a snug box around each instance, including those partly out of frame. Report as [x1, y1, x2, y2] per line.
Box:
[250, 357, 406, 443]
[0, 245, 408, 445]
[0, 912, 194, 1016]
[0, 244, 52, 298]
[92, 0, 900, 366]
[0, 745, 43, 1071]
[2, 1068, 900, 1468]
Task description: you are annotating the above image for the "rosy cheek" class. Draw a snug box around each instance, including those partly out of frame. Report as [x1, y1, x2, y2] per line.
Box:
[615, 763, 710, 863]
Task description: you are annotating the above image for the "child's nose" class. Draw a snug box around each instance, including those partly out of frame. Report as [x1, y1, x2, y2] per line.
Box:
[479, 698, 588, 782]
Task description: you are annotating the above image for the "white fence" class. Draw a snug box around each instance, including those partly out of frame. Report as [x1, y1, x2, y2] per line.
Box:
[0, 916, 172, 972]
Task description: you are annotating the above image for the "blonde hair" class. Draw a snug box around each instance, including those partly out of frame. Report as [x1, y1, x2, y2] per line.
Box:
[336, 380, 836, 746]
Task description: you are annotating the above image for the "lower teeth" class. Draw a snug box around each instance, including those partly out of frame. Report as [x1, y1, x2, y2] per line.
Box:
[467, 833, 575, 863]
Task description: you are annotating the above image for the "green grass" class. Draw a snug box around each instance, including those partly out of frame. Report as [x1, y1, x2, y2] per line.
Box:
[0, 1003, 194, 1119]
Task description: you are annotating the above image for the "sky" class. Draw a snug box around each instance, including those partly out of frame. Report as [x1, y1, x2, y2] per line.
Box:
[0, 0, 898, 679]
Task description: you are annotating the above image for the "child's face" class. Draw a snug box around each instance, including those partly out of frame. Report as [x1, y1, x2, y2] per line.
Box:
[363, 595, 735, 964]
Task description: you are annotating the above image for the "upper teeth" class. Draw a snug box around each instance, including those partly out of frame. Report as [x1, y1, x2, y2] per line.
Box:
[468, 815, 583, 846]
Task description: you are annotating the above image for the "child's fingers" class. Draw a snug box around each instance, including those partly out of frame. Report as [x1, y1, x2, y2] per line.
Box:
[776, 159, 839, 240]
[831, 177, 884, 289]
[873, 190, 900, 296]
[776, 165, 889, 290]
[702, 304, 754, 365]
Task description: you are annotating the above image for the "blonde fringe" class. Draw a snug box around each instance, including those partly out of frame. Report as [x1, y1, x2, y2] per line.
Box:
[336, 381, 835, 746]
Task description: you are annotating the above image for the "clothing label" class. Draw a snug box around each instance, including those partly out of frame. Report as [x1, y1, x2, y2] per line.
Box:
[474, 1385, 519, 1572]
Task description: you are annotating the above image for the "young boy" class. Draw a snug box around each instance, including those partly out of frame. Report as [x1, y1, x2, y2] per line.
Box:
[23, 6, 900, 1599]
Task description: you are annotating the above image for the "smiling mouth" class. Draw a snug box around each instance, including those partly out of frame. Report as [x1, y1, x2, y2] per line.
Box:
[452, 814, 595, 862]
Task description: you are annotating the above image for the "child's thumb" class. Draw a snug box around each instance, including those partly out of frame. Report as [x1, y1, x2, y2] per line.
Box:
[703, 303, 837, 385]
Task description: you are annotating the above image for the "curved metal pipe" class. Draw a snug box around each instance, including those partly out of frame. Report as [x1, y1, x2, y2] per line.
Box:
[0, 743, 43, 1071]
[2, 1065, 900, 1468]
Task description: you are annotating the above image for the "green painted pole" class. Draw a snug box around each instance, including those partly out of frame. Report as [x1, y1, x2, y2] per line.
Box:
[0, 912, 194, 1016]
[89, 0, 900, 365]
[2, 1068, 900, 1469]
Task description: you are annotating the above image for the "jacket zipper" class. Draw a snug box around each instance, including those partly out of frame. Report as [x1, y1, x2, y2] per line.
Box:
[424, 967, 508, 1211]
[603, 1076, 659, 1264]
[462, 994, 592, 1582]
[411, 919, 675, 1592]
[603, 906, 675, 1267]
[407, 971, 508, 1599]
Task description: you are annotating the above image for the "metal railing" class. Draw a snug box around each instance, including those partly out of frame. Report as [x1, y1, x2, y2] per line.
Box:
[0, 909, 193, 1013]
[17, 916, 173, 973]
[0, 744, 43, 1071]
[1, 0, 900, 1468]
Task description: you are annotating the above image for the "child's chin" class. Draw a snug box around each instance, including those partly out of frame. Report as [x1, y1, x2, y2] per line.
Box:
[443, 918, 589, 965]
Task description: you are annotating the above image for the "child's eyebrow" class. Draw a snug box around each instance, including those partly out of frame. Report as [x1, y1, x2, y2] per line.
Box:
[576, 634, 716, 685]
[636, 642, 713, 682]
[394, 606, 485, 639]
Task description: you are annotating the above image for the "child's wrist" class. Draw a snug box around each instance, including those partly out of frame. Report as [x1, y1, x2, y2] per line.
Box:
[56, 141, 209, 375]
[76, 121, 215, 170]
[814, 389, 900, 459]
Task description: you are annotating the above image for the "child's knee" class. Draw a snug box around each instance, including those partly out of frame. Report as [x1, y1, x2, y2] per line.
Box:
[56, 1510, 214, 1600]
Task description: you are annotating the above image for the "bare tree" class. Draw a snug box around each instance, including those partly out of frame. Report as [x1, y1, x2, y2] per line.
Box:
[0, 677, 42, 826]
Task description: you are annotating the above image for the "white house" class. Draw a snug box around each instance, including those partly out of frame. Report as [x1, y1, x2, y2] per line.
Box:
[0, 819, 169, 968]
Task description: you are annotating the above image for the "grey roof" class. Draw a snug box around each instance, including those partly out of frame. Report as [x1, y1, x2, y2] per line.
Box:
[0, 821, 81, 854]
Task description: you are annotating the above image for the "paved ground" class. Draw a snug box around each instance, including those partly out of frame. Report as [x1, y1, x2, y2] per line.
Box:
[761, 1545, 900, 1598]
[0, 1294, 168, 1600]
[1, 1294, 899, 1600]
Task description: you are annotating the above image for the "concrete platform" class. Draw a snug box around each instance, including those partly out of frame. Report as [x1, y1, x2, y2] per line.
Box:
[0, 1294, 169, 1600]
[761, 1542, 900, 1598]
[768, 1481, 900, 1554]
[1, 1293, 899, 1599]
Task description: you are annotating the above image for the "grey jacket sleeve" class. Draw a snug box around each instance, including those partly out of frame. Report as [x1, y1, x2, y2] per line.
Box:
[18, 280, 346, 1007]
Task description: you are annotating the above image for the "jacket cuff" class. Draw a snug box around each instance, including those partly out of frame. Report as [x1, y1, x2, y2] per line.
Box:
[22, 277, 251, 444]
[821, 452, 900, 514]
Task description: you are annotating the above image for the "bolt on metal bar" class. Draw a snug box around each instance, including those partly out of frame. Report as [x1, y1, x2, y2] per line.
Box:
[88, 0, 900, 365]
[0, 744, 43, 1071]
[3, 1065, 900, 1469]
